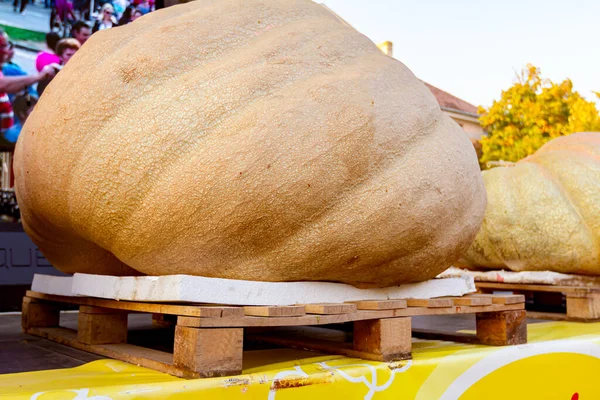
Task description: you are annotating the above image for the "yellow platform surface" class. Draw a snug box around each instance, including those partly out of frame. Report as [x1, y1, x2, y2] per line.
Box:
[1, 321, 599, 399]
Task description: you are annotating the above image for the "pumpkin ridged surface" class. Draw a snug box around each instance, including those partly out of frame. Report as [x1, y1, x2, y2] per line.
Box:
[15, 0, 486, 287]
[461, 132, 600, 275]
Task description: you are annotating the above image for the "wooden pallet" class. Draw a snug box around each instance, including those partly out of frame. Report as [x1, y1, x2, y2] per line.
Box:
[476, 282, 600, 321]
[22, 290, 526, 379]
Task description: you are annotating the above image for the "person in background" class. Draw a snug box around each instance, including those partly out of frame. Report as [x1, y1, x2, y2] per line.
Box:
[52, 0, 76, 31]
[118, 6, 135, 26]
[2, 41, 38, 144]
[112, 0, 128, 20]
[131, 9, 143, 21]
[3, 94, 37, 144]
[0, 29, 56, 143]
[37, 39, 80, 97]
[136, 0, 152, 15]
[93, 4, 118, 33]
[73, 0, 90, 20]
[72, 21, 91, 45]
[35, 32, 61, 72]
[56, 38, 80, 65]
[13, 0, 27, 14]
[1, 41, 38, 103]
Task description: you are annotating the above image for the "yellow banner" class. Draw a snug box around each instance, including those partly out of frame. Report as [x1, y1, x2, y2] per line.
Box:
[1, 321, 599, 399]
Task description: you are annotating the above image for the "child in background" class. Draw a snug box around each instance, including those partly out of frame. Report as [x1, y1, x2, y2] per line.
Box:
[35, 32, 61, 72]
[2, 94, 37, 145]
[37, 39, 80, 97]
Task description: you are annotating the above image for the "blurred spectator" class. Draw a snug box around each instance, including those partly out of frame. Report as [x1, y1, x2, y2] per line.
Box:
[13, 0, 27, 14]
[35, 32, 61, 72]
[73, 0, 90, 20]
[93, 4, 118, 33]
[3, 94, 37, 144]
[72, 21, 91, 45]
[132, 9, 143, 21]
[51, 0, 76, 33]
[56, 39, 80, 65]
[118, 6, 135, 25]
[37, 39, 80, 97]
[113, 0, 128, 19]
[136, 0, 152, 15]
[1, 41, 38, 103]
[0, 29, 56, 144]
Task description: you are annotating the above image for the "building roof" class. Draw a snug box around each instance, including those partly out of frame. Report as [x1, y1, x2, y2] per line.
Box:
[424, 82, 479, 118]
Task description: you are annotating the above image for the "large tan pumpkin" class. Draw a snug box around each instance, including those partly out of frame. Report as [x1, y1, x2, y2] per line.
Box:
[14, 0, 486, 287]
[461, 132, 600, 275]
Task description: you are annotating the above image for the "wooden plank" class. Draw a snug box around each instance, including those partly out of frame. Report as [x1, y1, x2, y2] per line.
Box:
[476, 282, 599, 295]
[476, 310, 527, 346]
[488, 294, 525, 305]
[304, 303, 357, 315]
[452, 296, 492, 306]
[23, 326, 207, 378]
[353, 318, 411, 362]
[566, 294, 600, 320]
[178, 310, 397, 328]
[21, 297, 60, 330]
[349, 299, 407, 310]
[80, 306, 128, 314]
[248, 332, 395, 362]
[177, 303, 524, 328]
[152, 313, 177, 327]
[25, 291, 243, 318]
[173, 326, 243, 377]
[412, 329, 480, 344]
[77, 309, 128, 345]
[526, 311, 571, 321]
[244, 306, 305, 317]
[406, 298, 454, 308]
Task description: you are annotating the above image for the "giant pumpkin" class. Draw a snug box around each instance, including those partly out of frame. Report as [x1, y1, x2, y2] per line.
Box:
[461, 132, 600, 275]
[14, 0, 486, 287]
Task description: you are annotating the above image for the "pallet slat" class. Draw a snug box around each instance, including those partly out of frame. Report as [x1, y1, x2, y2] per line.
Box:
[26, 290, 243, 318]
[477, 282, 599, 321]
[350, 299, 407, 310]
[452, 296, 493, 306]
[406, 298, 453, 308]
[244, 306, 305, 317]
[304, 303, 357, 315]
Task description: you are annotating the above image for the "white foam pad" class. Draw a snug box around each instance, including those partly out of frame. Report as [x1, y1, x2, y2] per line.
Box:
[32, 273, 476, 305]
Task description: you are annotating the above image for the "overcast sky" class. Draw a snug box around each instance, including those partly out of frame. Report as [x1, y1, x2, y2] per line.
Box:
[319, 0, 600, 109]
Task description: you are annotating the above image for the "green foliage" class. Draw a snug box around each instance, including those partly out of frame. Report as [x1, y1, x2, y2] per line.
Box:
[478, 64, 600, 165]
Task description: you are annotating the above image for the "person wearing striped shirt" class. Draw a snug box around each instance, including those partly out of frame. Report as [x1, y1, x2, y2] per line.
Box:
[0, 28, 57, 140]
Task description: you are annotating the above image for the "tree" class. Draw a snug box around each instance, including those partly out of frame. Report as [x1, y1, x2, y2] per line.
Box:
[478, 64, 600, 165]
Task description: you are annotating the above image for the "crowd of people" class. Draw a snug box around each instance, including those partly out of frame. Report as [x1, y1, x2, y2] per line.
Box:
[1, 0, 161, 148]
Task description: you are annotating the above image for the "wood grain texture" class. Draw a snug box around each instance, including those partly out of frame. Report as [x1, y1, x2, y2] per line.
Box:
[451, 296, 492, 306]
[350, 299, 407, 310]
[244, 306, 306, 317]
[176, 303, 525, 328]
[304, 303, 357, 314]
[476, 282, 599, 296]
[26, 291, 243, 318]
[173, 326, 243, 377]
[77, 309, 128, 345]
[406, 298, 453, 308]
[21, 297, 60, 330]
[566, 294, 600, 320]
[353, 317, 411, 361]
[476, 310, 527, 346]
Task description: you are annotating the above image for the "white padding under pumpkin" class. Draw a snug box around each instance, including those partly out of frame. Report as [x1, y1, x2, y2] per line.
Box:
[31, 273, 476, 306]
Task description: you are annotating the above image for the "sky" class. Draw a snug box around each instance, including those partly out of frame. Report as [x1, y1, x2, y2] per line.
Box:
[319, 0, 600, 109]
